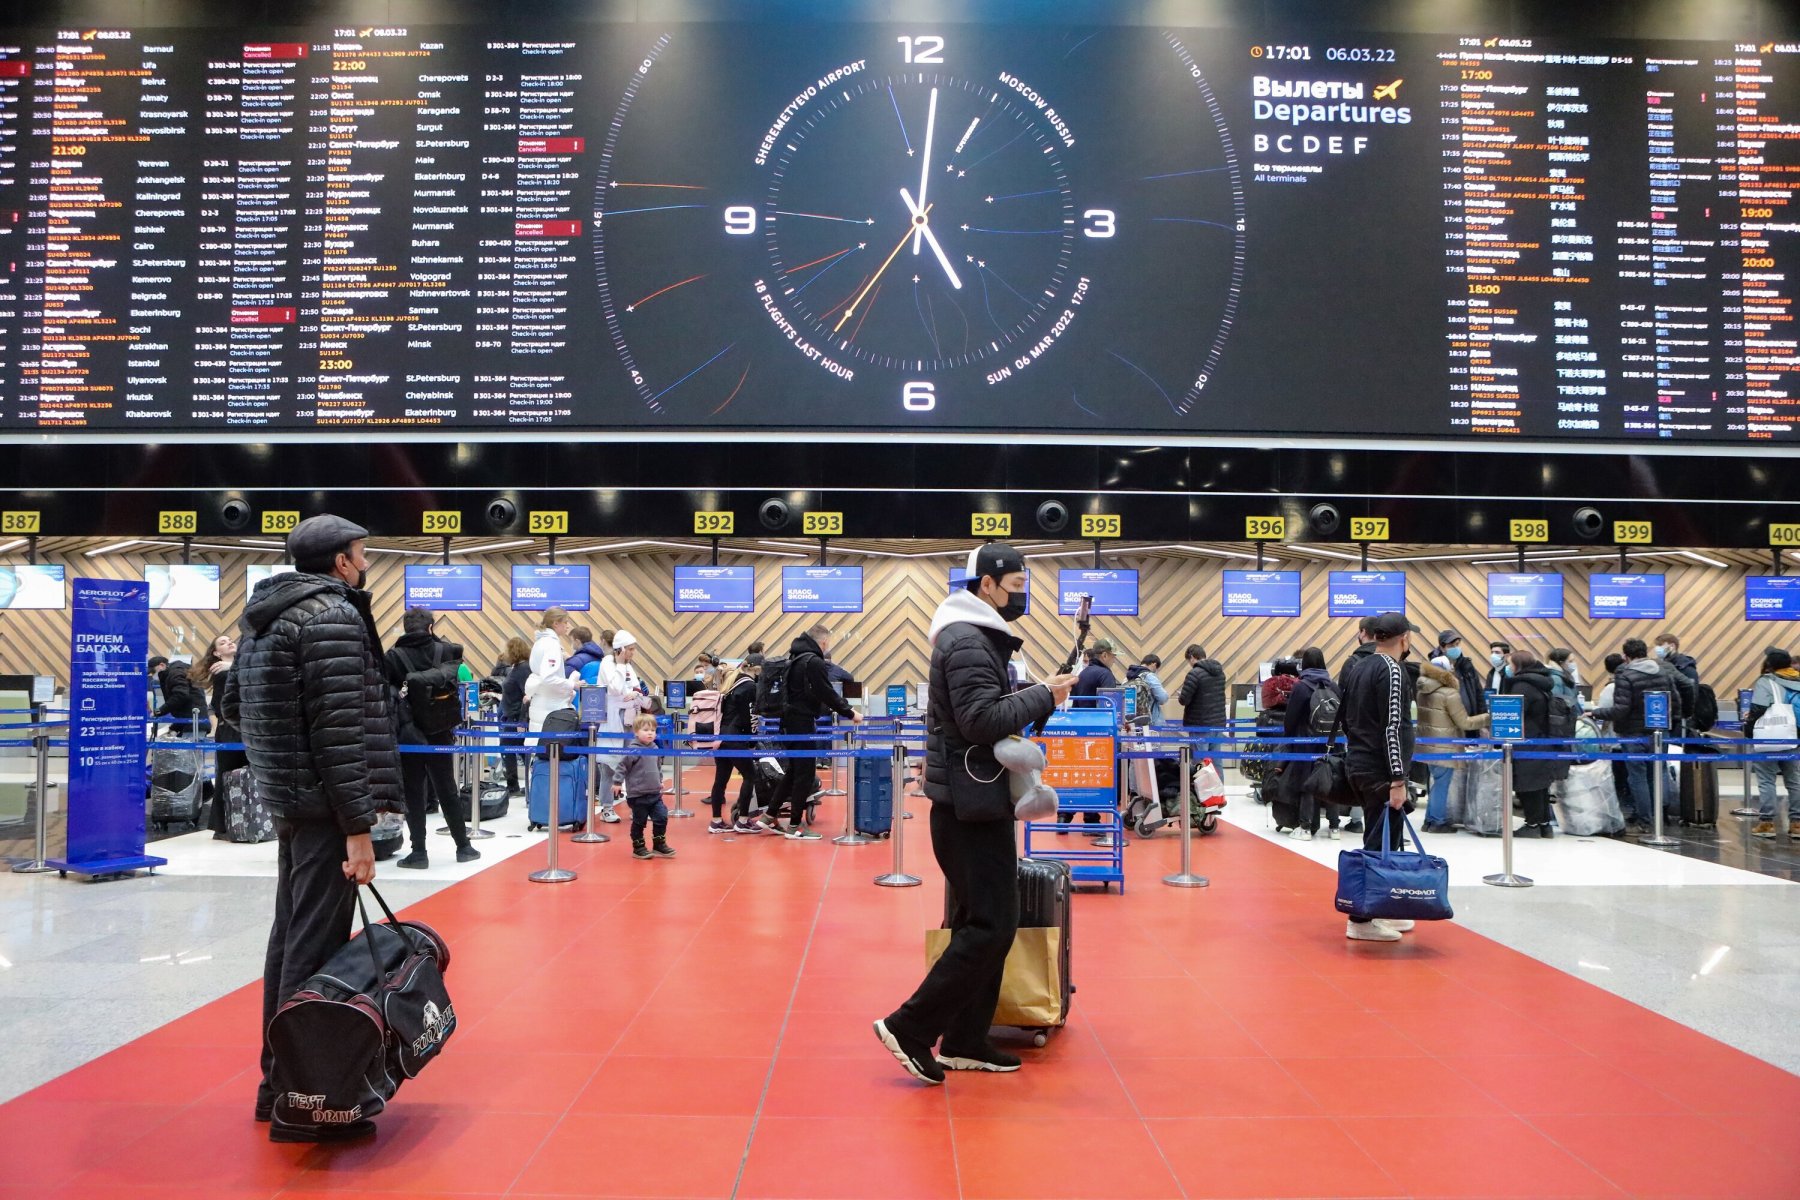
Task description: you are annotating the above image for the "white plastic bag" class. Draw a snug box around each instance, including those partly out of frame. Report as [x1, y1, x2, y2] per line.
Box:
[1553, 760, 1625, 836]
[1194, 761, 1226, 803]
[1449, 755, 1503, 835]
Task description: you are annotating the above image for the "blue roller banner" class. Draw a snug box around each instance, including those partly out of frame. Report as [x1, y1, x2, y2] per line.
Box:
[49, 579, 165, 877]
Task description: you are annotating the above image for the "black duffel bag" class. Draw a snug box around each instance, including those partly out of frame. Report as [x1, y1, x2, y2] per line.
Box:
[266, 884, 455, 1136]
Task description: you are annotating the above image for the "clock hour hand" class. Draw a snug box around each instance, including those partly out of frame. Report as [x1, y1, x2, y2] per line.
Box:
[900, 186, 963, 290]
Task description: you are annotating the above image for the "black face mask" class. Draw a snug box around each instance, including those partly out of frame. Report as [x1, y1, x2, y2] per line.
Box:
[350, 568, 367, 590]
[995, 586, 1027, 623]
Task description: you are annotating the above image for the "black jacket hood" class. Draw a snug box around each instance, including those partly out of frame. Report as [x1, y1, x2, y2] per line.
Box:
[242, 571, 349, 636]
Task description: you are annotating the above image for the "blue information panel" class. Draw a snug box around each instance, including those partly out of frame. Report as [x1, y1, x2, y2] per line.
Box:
[1746, 576, 1800, 621]
[1327, 571, 1406, 618]
[950, 567, 1031, 613]
[0, 564, 66, 610]
[1589, 574, 1666, 620]
[510, 564, 590, 611]
[1489, 693, 1524, 741]
[405, 564, 483, 611]
[1058, 569, 1139, 616]
[1644, 689, 1671, 732]
[1222, 570, 1302, 618]
[51, 579, 163, 876]
[885, 683, 909, 717]
[1487, 573, 1565, 620]
[782, 566, 863, 613]
[674, 565, 756, 613]
[664, 680, 690, 710]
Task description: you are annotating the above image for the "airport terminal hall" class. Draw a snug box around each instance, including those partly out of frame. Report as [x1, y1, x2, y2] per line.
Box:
[7, 0, 1800, 1197]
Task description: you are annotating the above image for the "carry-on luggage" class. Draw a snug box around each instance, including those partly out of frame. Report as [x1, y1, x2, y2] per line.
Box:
[930, 857, 1074, 1045]
[1552, 759, 1626, 836]
[266, 884, 454, 1138]
[370, 812, 405, 861]
[222, 766, 276, 843]
[456, 782, 510, 823]
[1449, 755, 1504, 836]
[1267, 763, 1303, 831]
[853, 752, 893, 836]
[527, 753, 588, 830]
[148, 737, 205, 829]
[1679, 742, 1720, 828]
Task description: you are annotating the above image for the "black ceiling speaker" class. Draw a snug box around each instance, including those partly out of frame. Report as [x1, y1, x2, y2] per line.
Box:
[1035, 500, 1069, 534]
[1308, 503, 1341, 536]
[759, 498, 792, 530]
[485, 497, 518, 530]
[1572, 506, 1605, 540]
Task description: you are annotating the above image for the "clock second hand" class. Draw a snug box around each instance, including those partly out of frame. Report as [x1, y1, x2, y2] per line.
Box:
[835, 205, 932, 334]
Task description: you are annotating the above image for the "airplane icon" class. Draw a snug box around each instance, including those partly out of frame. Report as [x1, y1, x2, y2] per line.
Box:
[1760, 42, 1774, 53]
[1483, 37, 1498, 47]
[1373, 78, 1403, 101]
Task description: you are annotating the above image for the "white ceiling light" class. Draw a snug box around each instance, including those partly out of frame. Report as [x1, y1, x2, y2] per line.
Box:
[85, 540, 144, 557]
[457, 539, 536, 554]
[1283, 545, 1359, 561]
[0, 539, 25, 554]
[1680, 551, 1730, 569]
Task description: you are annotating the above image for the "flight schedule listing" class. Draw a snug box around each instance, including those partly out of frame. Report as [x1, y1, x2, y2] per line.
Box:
[0, 22, 1794, 443]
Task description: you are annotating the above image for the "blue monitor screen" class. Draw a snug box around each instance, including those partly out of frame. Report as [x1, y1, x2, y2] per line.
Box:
[405, 564, 483, 612]
[1058, 569, 1139, 616]
[1487, 573, 1565, 620]
[782, 566, 863, 613]
[674, 565, 755, 613]
[1222, 571, 1302, 618]
[1746, 576, 1800, 621]
[1327, 571, 1406, 618]
[510, 564, 590, 612]
[1588, 574, 1665, 621]
[950, 567, 1031, 613]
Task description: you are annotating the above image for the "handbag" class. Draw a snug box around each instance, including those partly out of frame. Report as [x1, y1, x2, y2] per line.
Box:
[1334, 809, 1454, 922]
[926, 925, 1065, 1026]
[1304, 700, 1355, 806]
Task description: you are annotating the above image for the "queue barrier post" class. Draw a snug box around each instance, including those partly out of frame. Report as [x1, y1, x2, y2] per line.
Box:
[1732, 731, 1758, 817]
[832, 727, 875, 846]
[10, 710, 54, 874]
[528, 737, 577, 883]
[667, 737, 695, 819]
[1640, 731, 1680, 848]
[440, 728, 496, 840]
[873, 740, 921, 887]
[572, 725, 611, 843]
[1483, 741, 1533, 888]
[821, 722, 847, 800]
[1163, 737, 1209, 888]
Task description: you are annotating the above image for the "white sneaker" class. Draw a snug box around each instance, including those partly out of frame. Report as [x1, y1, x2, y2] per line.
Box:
[1326, 827, 1342, 841]
[1375, 919, 1414, 933]
[1288, 828, 1314, 842]
[1346, 919, 1402, 942]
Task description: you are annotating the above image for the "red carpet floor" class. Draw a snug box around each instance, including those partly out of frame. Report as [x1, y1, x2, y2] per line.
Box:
[4, 808, 1798, 1200]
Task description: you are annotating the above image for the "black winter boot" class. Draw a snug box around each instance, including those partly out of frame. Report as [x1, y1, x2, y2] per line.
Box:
[632, 837, 650, 860]
[652, 836, 676, 858]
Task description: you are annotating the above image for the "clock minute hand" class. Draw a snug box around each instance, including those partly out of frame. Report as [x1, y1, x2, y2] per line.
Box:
[913, 86, 938, 255]
[900, 187, 962, 290]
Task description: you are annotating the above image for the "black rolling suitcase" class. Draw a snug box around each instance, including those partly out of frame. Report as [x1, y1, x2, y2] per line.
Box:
[457, 782, 510, 822]
[940, 857, 1073, 1044]
[1679, 742, 1720, 828]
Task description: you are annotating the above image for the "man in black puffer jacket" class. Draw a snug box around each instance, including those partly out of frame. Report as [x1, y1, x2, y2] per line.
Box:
[1177, 643, 1227, 729]
[222, 514, 401, 1144]
[877, 544, 1075, 1086]
[761, 624, 859, 838]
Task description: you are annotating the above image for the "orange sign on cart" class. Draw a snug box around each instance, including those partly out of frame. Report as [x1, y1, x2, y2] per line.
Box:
[1038, 734, 1116, 791]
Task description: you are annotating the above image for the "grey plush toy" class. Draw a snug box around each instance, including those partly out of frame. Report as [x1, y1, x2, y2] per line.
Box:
[994, 734, 1059, 821]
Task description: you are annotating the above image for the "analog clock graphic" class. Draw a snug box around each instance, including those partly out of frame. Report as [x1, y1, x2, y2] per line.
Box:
[592, 27, 1244, 429]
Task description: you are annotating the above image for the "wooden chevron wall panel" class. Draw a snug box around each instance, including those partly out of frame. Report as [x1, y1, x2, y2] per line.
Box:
[2, 548, 1797, 704]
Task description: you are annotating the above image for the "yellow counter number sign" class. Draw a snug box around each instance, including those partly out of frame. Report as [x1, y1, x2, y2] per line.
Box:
[802, 511, 843, 537]
[261, 510, 299, 535]
[422, 511, 461, 535]
[529, 511, 569, 536]
[158, 510, 198, 535]
[1349, 517, 1390, 542]
[1770, 523, 1800, 548]
[1613, 520, 1653, 545]
[1246, 515, 1286, 540]
[694, 511, 734, 536]
[1, 511, 40, 535]
[1080, 513, 1122, 539]
[972, 513, 1011, 537]
[1509, 518, 1550, 544]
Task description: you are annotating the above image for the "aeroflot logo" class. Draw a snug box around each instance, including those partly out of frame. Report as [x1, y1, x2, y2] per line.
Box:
[1388, 887, 1439, 898]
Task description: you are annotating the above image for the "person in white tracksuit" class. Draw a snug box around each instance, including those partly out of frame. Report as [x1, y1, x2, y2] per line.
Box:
[525, 607, 577, 743]
[595, 630, 650, 821]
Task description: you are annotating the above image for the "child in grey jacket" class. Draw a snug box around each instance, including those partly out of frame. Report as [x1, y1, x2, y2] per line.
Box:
[620, 714, 674, 859]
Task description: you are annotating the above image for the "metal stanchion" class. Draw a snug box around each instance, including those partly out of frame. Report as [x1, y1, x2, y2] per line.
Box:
[440, 729, 495, 839]
[1484, 743, 1534, 887]
[1732, 732, 1758, 817]
[667, 739, 695, 818]
[874, 742, 921, 887]
[822, 722, 847, 799]
[11, 711, 54, 874]
[832, 728, 874, 846]
[572, 725, 610, 843]
[529, 738, 577, 883]
[1640, 731, 1679, 848]
[1164, 738, 1209, 888]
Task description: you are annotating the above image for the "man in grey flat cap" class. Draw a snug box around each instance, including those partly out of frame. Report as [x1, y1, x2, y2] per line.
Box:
[223, 514, 401, 1143]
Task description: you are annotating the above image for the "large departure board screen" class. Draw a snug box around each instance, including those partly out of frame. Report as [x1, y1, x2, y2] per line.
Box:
[0, 23, 1794, 441]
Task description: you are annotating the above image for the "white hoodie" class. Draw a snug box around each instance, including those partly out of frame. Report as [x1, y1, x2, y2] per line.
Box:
[595, 652, 646, 769]
[928, 588, 1012, 647]
[525, 630, 576, 734]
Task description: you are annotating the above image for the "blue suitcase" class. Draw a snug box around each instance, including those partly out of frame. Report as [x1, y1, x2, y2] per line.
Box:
[528, 755, 589, 830]
[853, 754, 893, 837]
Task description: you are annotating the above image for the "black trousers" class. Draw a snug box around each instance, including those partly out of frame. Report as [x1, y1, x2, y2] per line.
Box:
[707, 750, 755, 821]
[886, 805, 1019, 1053]
[402, 730, 469, 852]
[1516, 786, 1552, 826]
[258, 818, 358, 1106]
[1347, 775, 1408, 924]
[501, 729, 524, 791]
[767, 717, 822, 826]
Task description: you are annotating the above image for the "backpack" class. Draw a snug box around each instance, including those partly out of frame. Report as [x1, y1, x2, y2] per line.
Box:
[1755, 682, 1800, 752]
[1692, 683, 1719, 733]
[755, 654, 793, 717]
[1306, 682, 1342, 737]
[405, 643, 462, 736]
[686, 688, 721, 751]
[1129, 674, 1158, 724]
[536, 705, 580, 758]
[1545, 692, 1577, 741]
